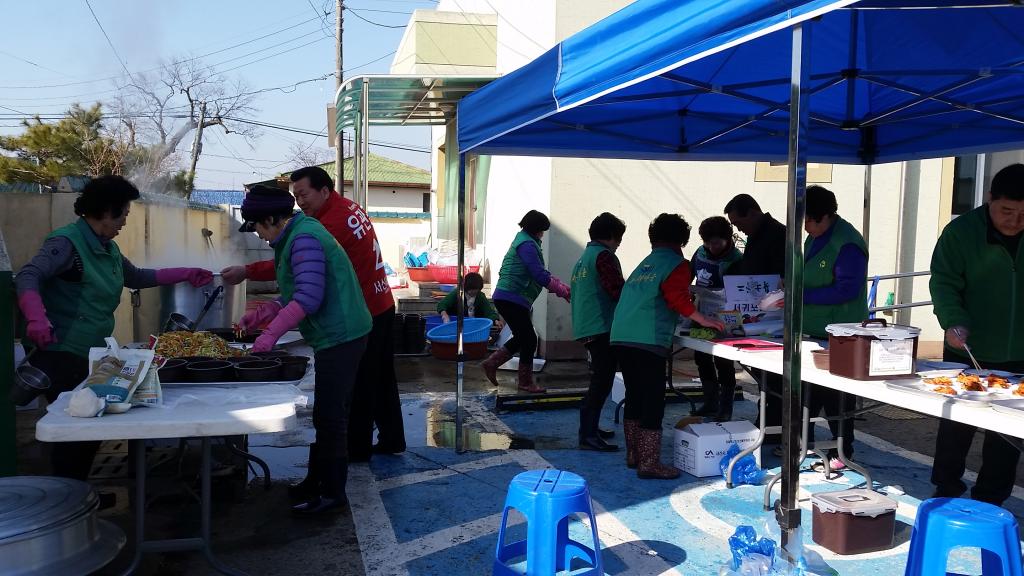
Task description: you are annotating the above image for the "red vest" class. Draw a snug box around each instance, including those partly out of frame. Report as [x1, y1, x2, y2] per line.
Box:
[246, 192, 395, 317]
[316, 193, 394, 316]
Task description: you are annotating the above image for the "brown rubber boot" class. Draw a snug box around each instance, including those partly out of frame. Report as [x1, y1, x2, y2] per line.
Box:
[623, 419, 640, 469]
[517, 361, 546, 394]
[481, 347, 513, 386]
[636, 427, 680, 480]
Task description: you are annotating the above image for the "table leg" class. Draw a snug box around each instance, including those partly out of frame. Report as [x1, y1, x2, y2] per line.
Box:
[117, 440, 146, 576]
[201, 437, 249, 576]
[225, 437, 271, 491]
[727, 371, 768, 489]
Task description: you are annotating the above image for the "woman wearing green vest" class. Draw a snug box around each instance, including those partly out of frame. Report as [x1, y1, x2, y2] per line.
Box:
[611, 214, 724, 479]
[16, 175, 213, 480]
[800, 185, 868, 471]
[690, 216, 743, 421]
[571, 212, 627, 452]
[237, 185, 372, 515]
[482, 210, 571, 393]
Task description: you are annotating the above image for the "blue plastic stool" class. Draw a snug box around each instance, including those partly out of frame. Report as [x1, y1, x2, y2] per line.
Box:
[494, 469, 603, 576]
[905, 498, 1023, 576]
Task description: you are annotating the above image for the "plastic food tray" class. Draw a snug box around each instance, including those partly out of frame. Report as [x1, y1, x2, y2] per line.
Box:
[990, 398, 1024, 417]
[884, 381, 992, 407]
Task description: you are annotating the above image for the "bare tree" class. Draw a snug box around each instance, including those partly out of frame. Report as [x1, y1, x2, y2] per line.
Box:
[288, 141, 335, 168]
[115, 57, 260, 188]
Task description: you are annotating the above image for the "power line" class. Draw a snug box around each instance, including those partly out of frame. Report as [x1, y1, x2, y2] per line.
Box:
[0, 50, 67, 77]
[217, 36, 330, 75]
[345, 7, 407, 29]
[344, 6, 413, 14]
[83, 0, 135, 84]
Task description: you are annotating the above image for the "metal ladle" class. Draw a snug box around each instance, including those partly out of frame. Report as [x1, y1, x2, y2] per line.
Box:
[161, 285, 224, 333]
[10, 347, 51, 406]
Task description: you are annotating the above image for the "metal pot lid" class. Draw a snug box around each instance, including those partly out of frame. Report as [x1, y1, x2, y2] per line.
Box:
[826, 321, 920, 340]
[0, 477, 97, 541]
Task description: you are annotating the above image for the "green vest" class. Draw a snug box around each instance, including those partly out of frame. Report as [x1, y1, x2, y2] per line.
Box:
[496, 230, 544, 304]
[803, 217, 869, 339]
[274, 214, 372, 351]
[611, 247, 685, 348]
[41, 218, 125, 358]
[571, 242, 620, 340]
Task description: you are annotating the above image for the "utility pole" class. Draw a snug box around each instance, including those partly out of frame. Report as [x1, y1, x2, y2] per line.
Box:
[335, 0, 345, 194]
[186, 101, 207, 200]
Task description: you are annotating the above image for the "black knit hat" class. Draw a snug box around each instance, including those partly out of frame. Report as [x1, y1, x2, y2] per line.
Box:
[239, 185, 295, 232]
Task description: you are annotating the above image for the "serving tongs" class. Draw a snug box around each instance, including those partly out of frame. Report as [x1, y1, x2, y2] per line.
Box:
[954, 328, 984, 373]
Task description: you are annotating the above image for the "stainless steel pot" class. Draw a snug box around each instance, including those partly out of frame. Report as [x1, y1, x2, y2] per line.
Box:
[132, 274, 247, 339]
[0, 477, 125, 576]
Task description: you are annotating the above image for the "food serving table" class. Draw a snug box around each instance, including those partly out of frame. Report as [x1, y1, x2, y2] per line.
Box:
[36, 388, 300, 576]
[675, 335, 1024, 504]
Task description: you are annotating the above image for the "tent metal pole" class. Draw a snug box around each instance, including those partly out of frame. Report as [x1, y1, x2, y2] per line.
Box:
[863, 164, 872, 245]
[455, 152, 467, 454]
[778, 21, 811, 550]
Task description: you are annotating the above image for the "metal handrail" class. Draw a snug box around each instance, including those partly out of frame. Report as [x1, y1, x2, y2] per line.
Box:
[868, 271, 931, 281]
[867, 270, 932, 319]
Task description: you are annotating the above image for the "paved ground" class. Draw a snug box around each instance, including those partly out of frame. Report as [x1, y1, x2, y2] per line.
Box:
[14, 349, 1024, 575]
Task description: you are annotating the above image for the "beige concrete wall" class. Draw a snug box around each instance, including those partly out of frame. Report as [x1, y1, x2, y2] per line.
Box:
[1, 193, 229, 343]
[374, 217, 433, 271]
[391, 9, 497, 75]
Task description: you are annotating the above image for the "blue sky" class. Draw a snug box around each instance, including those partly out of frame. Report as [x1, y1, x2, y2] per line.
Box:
[0, 0, 436, 190]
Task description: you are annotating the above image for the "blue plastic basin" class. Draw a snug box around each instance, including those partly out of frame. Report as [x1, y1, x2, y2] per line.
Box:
[426, 317, 493, 344]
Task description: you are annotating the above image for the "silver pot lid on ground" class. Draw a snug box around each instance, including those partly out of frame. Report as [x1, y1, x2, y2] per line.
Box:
[0, 476, 124, 576]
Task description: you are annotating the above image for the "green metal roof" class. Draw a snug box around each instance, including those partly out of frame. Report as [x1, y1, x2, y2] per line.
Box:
[278, 153, 430, 187]
[336, 75, 496, 128]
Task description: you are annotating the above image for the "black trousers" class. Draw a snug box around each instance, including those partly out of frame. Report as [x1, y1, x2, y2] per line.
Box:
[32, 350, 98, 480]
[807, 387, 856, 458]
[348, 307, 405, 458]
[314, 336, 368, 459]
[616, 345, 668, 430]
[694, 351, 736, 410]
[579, 334, 617, 438]
[931, 351, 1024, 505]
[494, 300, 536, 366]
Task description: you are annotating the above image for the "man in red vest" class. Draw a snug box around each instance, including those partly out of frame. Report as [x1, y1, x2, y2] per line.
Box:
[222, 167, 405, 477]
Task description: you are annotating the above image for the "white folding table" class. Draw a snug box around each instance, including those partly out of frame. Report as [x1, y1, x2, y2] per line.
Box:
[36, 390, 299, 576]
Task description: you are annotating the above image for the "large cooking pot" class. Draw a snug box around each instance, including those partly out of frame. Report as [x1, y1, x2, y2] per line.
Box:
[132, 274, 246, 340]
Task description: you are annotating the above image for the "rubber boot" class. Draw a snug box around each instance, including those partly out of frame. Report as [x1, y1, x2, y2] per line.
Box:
[623, 419, 640, 469]
[578, 405, 618, 452]
[288, 443, 319, 501]
[292, 457, 348, 515]
[517, 361, 545, 394]
[636, 428, 680, 480]
[481, 347, 513, 386]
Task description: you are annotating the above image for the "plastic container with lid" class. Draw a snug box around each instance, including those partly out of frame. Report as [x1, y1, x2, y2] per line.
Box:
[826, 319, 921, 380]
[811, 489, 897, 555]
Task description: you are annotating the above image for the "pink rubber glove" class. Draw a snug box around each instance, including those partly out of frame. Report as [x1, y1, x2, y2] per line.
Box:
[252, 301, 306, 352]
[18, 291, 56, 350]
[239, 300, 282, 332]
[156, 267, 213, 287]
[548, 276, 571, 302]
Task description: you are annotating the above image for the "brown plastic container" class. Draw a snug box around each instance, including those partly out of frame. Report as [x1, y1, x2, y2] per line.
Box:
[811, 489, 897, 555]
[826, 319, 920, 380]
[811, 350, 830, 370]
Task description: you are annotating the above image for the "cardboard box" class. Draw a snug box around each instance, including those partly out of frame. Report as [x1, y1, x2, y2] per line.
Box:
[673, 420, 760, 478]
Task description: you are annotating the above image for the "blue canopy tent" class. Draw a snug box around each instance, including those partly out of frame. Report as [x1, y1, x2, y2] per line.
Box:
[451, 0, 1024, 547]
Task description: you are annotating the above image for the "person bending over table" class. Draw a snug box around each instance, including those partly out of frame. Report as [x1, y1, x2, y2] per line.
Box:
[437, 272, 501, 326]
[16, 175, 212, 480]
[222, 166, 404, 465]
[611, 214, 725, 479]
[237, 185, 372, 515]
[690, 216, 742, 422]
[481, 210, 571, 394]
[799, 185, 868, 471]
[929, 163, 1024, 506]
[571, 212, 627, 452]
[724, 194, 787, 446]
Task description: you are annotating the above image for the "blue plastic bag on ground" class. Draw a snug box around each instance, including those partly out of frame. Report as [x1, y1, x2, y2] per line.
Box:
[720, 443, 767, 486]
[729, 526, 777, 571]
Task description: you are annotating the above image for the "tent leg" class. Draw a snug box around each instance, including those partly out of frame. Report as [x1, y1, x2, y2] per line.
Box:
[778, 22, 812, 550]
[455, 153, 468, 454]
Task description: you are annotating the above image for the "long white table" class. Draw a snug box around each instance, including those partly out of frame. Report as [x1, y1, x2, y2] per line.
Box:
[676, 335, 1024, 440]
[36, 389, 300, 576]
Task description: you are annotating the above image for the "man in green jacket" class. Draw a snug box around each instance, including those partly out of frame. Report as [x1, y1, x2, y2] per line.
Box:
[930, 163, 1024, 506]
